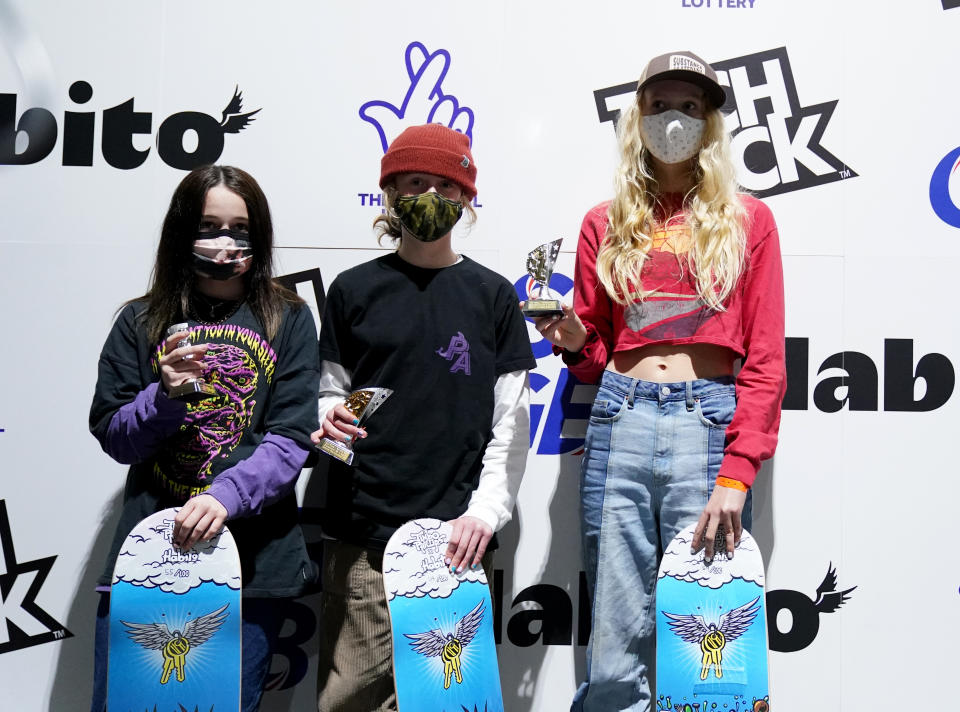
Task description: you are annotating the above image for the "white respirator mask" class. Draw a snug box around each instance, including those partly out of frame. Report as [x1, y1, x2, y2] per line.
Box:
[640, 110, 705, 164]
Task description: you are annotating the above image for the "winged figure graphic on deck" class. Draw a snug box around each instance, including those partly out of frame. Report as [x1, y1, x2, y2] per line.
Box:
[405, 600, 485, 689]
[121, 603, 229, 684]
[662, 595, 760, 680]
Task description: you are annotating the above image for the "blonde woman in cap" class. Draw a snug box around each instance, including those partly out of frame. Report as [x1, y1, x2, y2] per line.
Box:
[532, 51, 786, 710]
[312, 123, 536, 711]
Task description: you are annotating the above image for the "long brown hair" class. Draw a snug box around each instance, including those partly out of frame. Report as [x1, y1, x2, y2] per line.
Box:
[132, 165, 302, 343]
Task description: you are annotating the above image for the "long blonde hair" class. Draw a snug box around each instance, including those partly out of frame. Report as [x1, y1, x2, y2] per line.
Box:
[598, 100, 747, 310]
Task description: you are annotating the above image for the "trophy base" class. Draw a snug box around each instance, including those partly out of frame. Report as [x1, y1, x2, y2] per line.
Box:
[522, 299, 564, 318]
[168, 379, 217, 402]
[318, 437, 355, 465]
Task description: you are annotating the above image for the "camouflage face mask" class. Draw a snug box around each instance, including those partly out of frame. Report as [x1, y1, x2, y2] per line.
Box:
[393, 192, 464, 242]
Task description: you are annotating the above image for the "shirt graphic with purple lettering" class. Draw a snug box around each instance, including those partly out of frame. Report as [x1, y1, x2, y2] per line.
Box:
[437, 331, 471, 375]
[152, 325, 277, 487]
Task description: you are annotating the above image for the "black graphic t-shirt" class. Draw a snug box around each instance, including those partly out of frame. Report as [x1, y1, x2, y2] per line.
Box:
[91, 300, 319, 595]
[317, 253, 536, 549]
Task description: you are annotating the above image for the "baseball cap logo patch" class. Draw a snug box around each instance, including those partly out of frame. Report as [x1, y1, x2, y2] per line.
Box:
[669, 54, 706, 74]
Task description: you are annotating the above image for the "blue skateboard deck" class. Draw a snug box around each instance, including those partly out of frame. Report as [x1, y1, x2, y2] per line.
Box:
[108, 507, 242, 712]
[384, 518, 504, 712]
[656, 523, 770, 712]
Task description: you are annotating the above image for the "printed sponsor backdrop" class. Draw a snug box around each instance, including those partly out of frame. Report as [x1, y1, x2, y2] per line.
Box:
[1, 1, 958, 709]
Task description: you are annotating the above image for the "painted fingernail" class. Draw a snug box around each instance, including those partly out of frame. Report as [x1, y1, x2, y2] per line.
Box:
[444, 557, 451, 566]
[344, 435, 352, 442]
[359, 430, 367, 438]
[450, 565, 456, 573]
[352, 418, 359, 425]
[471, 563, 479, 570]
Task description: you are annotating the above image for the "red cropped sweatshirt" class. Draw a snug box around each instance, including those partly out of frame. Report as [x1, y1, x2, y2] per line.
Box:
[563, 194, 786, 487]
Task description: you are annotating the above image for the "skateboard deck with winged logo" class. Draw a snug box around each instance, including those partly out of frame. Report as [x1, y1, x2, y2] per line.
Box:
[656, 523, 770, 712]
[108, 507, 242, 711]
[384, 518, 503, 712]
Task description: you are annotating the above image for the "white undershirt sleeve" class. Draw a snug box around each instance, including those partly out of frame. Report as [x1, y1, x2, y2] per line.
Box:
[463, 369, 531, 533]
[318, 360, 352, 425]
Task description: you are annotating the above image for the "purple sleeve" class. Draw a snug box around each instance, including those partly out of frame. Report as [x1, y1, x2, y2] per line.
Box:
[99, 382, 187, 464]
[204, 433, 310, 519]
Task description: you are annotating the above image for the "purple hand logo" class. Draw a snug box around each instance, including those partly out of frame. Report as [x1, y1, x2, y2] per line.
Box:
[359, 41, 475, 153]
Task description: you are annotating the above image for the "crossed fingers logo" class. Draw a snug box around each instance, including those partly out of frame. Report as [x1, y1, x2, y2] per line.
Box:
[359, 41, 474, 153]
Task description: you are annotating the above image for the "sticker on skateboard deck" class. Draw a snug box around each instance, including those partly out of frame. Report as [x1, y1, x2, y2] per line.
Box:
[384, 518, 504, 712]
[656, 523, 770, 712]
[108, 507, 242, 711]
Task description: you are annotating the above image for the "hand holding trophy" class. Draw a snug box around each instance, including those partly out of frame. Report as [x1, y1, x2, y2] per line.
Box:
[318, 388, 393, 465]
[520, 238, 564, 318]
[164, 323, 216, 402]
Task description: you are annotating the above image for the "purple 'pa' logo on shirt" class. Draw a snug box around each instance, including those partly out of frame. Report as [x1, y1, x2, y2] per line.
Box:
[437, 332, 471, 375]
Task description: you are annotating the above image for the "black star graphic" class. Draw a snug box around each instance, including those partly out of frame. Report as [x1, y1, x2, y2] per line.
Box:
[0, 499, 73, 654]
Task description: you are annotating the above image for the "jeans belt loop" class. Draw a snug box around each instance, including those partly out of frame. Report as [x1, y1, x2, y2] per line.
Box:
[627, 378, 639, 407]
[685, 380, 695, 411]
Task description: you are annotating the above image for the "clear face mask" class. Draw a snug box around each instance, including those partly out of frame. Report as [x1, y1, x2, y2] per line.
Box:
[192, 229, 253, 280]
[640, 109, 706, 164]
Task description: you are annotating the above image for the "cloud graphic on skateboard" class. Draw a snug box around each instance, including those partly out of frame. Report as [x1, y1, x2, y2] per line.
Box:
[383, 519, 485, 600]
[114, 512, 241, 593]
[658, 525, 764, 589]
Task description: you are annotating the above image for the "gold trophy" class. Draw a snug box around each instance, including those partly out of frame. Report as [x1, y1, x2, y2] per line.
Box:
[165, 323, 216, 402]
[318, 388, 393, 465]
[520, 238, 564, 317]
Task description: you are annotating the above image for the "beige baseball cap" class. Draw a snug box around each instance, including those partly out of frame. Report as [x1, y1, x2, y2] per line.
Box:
[636, 50, 726, 108]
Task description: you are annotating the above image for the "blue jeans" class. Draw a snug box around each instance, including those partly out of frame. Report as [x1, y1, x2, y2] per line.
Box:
[90, 591, 287, 712]
[571, 372, 751, 712]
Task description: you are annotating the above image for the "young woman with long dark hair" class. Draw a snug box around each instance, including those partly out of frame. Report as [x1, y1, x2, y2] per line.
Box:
[88, 165, 319, 712]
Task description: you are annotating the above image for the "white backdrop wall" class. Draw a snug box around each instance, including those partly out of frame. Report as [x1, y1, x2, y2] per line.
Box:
[2, 1, 959, 710]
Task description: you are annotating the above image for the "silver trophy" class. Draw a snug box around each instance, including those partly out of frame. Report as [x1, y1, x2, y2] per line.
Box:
[521, 238, 564, 317]
[165, 323, 216, 402]
[318, 387, 393, 465]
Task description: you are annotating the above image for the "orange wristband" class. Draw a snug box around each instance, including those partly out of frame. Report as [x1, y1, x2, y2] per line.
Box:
[716, 476, 749, 493]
